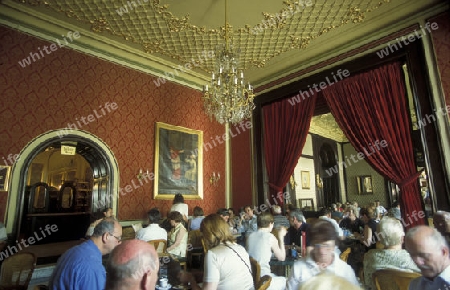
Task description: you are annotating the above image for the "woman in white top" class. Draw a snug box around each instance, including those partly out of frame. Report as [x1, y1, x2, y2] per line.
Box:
[170, 193, 189, 222]
[180, 214, 255, 290]
[167, 211, 188, 257]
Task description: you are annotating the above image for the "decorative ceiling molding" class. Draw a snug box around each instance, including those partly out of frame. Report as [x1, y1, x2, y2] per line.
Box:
[310, 113, 348, 143]
[6, 0, 395, 73]
[0, 0, 447, 92]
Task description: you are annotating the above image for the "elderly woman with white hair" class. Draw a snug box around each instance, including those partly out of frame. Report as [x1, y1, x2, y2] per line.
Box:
[363, 216, 420, 289]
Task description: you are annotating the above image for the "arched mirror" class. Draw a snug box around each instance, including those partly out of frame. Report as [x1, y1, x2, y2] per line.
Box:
[28, 182, 49, 214]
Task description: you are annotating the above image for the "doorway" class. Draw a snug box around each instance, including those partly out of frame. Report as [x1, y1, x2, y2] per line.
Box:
[4, 130, 119, 243]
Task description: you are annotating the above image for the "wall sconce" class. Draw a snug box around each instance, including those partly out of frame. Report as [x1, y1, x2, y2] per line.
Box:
[210, 172, 220, 186]
[137, 169, 149, 180]
[316, 174, 323, 188]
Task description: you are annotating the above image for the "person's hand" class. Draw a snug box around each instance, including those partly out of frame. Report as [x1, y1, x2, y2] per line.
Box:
[178, 271, 194, 284]
[277, 226, 287, 238]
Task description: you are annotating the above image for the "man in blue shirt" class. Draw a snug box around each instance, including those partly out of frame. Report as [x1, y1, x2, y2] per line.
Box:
[49, 217, 122, 290]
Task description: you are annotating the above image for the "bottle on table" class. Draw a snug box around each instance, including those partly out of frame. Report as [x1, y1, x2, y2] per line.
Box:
[291, 243, 297, 258]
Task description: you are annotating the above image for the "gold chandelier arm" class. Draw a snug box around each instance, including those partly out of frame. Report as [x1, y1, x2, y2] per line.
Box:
[202, 0, 255, 125]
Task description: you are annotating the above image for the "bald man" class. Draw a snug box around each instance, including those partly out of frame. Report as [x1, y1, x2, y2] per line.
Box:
[106, 239, 160, 290]
[50, 217, 122, 290]
[405, 226, 450, 290]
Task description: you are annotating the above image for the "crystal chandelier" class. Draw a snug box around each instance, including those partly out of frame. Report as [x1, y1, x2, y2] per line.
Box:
[203, 0, 255, 125]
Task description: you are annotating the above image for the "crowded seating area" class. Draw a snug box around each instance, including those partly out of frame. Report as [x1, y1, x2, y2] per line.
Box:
[3, 193, 449, 290]
[1, 0, 449, 289]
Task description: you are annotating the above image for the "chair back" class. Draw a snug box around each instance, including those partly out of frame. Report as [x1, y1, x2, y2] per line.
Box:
[188, 230, 203, 249]
[428, 217, 434, 228]
[256, 275, 272, 290]
[372, 269, 421, 290]
[339, 247, 351, 262]
[148, 239, 167, 254]
[28, 182, 50, 214]
[57, 181, 76, 212]
[249, 257, 261, 287]
[0, 252, 36, 289]
[121, 226, 135, 241]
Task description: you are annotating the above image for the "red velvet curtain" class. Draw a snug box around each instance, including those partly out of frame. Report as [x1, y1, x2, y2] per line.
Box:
[263, 94, 316, 206]
[322, 62, 424, 229]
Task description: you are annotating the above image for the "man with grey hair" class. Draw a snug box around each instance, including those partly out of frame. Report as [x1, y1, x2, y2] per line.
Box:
[106, 239, 160, 290]
[406, 225, 450, 290]
[363, 217, 419, 289]
[287, 208, 310, 252]
[50, 217, 122, 290]
[272, 205, 290, 230]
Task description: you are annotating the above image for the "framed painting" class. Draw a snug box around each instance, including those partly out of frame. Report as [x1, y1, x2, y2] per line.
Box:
[298, 198, 314, 211]
[0, 166, 11, 191]
[357, 175, 373, 195]
[301, 171, 310, 189]
[154, 122, 203, 200]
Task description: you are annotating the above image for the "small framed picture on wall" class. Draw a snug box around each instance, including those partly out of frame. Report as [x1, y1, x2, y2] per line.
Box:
[0, 166, 11, 191]
[301, 171, 310, 189]
[357, 175, 373, 195]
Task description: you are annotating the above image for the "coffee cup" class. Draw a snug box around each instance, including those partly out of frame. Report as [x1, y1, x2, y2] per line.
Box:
[159, 277, 168, 288]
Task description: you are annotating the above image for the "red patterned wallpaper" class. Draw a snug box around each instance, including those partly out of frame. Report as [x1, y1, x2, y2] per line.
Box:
[429, 11, 450, 118]
[231, 124, 253, 211]
[0, 25, 227, 220]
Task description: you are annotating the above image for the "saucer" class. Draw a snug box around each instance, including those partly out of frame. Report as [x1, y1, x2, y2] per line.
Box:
[155, 283, 172, 290]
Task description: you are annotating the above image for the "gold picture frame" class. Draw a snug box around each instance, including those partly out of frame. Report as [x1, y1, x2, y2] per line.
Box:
[301, 171, 310, 189]
[0, 165, 11, 191]
[298, 198, 314, 211]
[357, 175, 373, 195]
[154, 122, 203, 200]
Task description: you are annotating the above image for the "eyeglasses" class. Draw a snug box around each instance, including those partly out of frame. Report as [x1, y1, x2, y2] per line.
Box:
[109, 233, 122, 242]
[314, 243, 333, 250]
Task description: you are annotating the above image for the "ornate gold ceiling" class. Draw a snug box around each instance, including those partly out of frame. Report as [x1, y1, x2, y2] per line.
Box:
[8, 0, 379, 69]
[310, 113, 347, 142]
[1, 0, 445, 90]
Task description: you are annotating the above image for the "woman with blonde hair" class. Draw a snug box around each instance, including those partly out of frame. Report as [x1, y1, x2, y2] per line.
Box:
[180, 214, 254, 290]
[298, 273, 362, 290]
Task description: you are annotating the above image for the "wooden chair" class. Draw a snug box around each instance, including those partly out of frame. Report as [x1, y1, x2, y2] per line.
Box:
[121, 226, 135, 241]
[256, 275, 272, 290]
[249, 257, 261, 287]
[372, 269, 421, 290]
[306, 218, 317, 224]
[428, 217, 434, 228]
[188, 230, 204, 269]
[28, 182, 50, 214]
[148, 239, 167, 254]
[57, 181, 76, 212]
[0, 252, 36, 290]
[339, 247, 351, 262]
